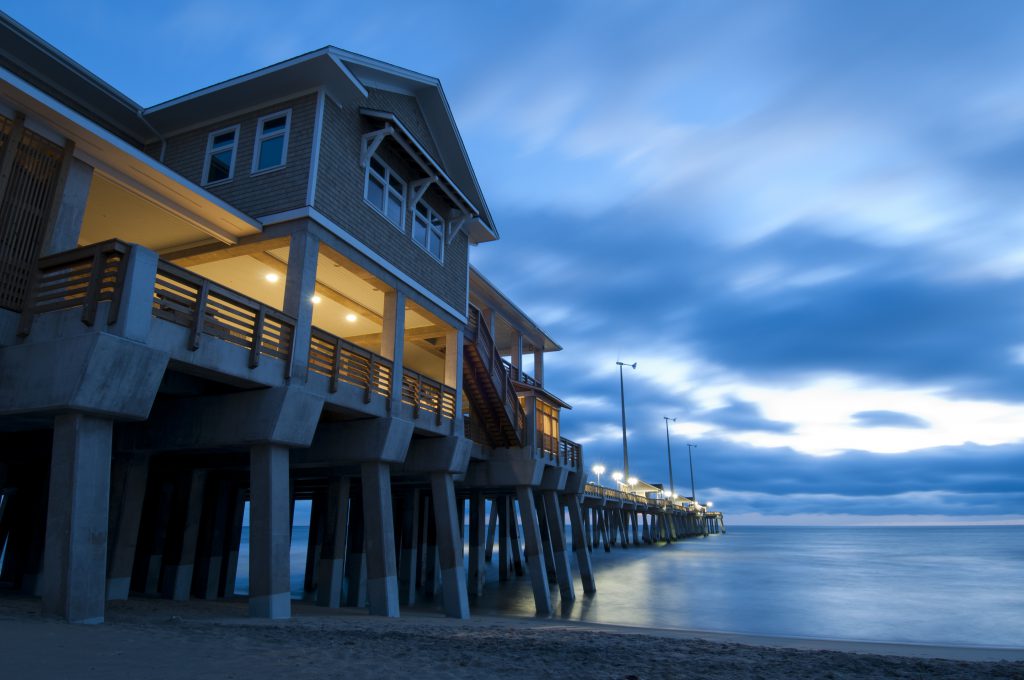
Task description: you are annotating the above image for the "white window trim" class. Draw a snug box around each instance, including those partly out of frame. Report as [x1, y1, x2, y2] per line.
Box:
[202, 124, 240, 186]
[412, 199, 445, 263]
[251, 109, 291, 175]
[363, 154, 406, 230]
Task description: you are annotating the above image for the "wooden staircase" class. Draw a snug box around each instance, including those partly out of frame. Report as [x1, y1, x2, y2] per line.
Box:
[463, 306, 526, 448]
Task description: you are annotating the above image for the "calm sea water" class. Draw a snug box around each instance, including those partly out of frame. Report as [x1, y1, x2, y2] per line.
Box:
[236, 524, 1024, 647]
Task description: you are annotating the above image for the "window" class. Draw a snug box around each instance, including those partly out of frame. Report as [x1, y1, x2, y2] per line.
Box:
[252, 110, 290, 173]
[412, 200, 444, 261]
[364, 156, 405, 228]
[536, 399, 560, 457]
[202, 125, 239, 185]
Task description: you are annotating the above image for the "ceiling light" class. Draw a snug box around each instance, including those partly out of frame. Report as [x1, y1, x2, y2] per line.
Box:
[311, 295, 322, 304]
[265, 273, 279, 283]
[345, 313, 358, 323]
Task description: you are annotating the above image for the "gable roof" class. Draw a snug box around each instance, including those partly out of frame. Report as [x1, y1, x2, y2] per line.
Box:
[143, 46, 498, 243]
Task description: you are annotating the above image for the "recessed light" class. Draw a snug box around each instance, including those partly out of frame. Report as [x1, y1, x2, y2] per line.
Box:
[345, 313, 358, 323]
[311, 294, 322, 304]
[265, 273, 279, 283]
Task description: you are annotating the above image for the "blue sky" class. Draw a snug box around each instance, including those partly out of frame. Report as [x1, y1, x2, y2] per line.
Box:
[9, 1, 1024, 524]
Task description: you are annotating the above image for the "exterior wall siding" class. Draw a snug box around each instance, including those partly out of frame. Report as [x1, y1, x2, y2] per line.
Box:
[151, 93, 317, 218]
[364, 88, 441, 160]
[314, 97, 469, 313]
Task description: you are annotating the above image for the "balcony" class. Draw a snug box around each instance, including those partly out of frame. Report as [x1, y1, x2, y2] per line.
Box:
[16, 240, 458, 433]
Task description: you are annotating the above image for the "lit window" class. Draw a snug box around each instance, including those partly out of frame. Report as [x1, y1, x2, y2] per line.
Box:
[364, 156, 405, 228]
[252, 110, 290, 173]
[412, 200, 444, 261]
[203, 125, 239, 185]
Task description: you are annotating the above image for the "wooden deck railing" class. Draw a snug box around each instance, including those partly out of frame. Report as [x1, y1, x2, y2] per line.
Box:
[401, 368, 457, 424]
[502, 359, 541, 387]
[17, 239, 130, 336]
[152, 260, 295, 374]
[308, 327, 392, 402]
[558, 436, 583, 468]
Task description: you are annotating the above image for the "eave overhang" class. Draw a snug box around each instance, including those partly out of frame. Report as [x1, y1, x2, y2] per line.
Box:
[469, 266, 562, 353]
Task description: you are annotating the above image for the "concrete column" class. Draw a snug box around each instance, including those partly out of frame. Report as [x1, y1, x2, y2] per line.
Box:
[42, 413, 113, 624]
[283, 231, 320, 380]
[509, 501, 525, 577]
[641, 512, 651, 543]
[142, 479, 173, 595]
[514, 485, 552, 615]
[361, 462, 399, 617]
[565, 496, 596, 595]
[193, 478, 230, 600]
[497, 495, 510, 581]
[317, 476, 350, 608]
[345, 492, 365, 606]
[535, 491, 557, 582]
[304, 492, 325, 593]
[41, 156, 92, 256]
[533, 349, 544, 385]
[381, 291, 406, 403]
[484, 500, 497, 564]
[542, 491, 575, 602]
[467, 492, 486, 597]
[249, 444, 290, 619]
[397, 488, 419, 606]
[598, 509, 610, 552]
[221, 486, 246, 598]
[429, 472, 469, 618]
[163, 470, 207, 601]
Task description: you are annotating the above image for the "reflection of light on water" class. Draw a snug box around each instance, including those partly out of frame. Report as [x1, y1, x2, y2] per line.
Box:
[235, 524, 1024, 647]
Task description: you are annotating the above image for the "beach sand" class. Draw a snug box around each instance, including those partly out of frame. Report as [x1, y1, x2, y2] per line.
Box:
[1, 596, 1022, 679]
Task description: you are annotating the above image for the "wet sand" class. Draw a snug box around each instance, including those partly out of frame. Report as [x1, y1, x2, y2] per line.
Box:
[1, 596, 1022, 679]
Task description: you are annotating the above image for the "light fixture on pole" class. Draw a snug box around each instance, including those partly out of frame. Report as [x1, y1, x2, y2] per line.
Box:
[612, 471, 624, 488]
[663, 416, 676, 497]
[687, 442, 698, 502]
[616, 361, 637, 477]
[592, 463, 605, 488]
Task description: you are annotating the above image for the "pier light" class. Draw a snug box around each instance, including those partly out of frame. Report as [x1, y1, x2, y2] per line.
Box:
[627, 476, 638, 488]
[592, 464, 605, 487]
[707, 501, 714, 508]
[264, 272, 279, 283]
[345, 313, 358, 322]
[612, 471, 623, 484]
[311, 294, 322, 304]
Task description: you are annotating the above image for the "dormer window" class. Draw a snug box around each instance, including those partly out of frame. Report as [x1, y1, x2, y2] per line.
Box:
[202, 125, 239, 185]
[364, 156, 405, 228]
[252, 110, 290, 173]
[412, 200, 444, 261]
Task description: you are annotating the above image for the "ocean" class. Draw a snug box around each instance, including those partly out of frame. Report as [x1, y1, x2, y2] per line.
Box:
[235, 524, 1024, 648]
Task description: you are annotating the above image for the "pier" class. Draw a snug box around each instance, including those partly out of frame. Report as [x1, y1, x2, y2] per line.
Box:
[0, 19, 725, 627]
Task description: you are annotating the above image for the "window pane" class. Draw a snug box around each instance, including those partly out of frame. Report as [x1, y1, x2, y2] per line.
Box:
[386, 192, 403, 224]
[262, 116, 287, 133]
[366, 175, 385, 209]
[370, 157, 385, 175]
[257, 136, 284, 170]
[388, 173, 404, 193]
[429, 233, 442, 258]
[213, 131, 235, 147]
[208, 149, 232, 182]
[413, 214, 428, 245]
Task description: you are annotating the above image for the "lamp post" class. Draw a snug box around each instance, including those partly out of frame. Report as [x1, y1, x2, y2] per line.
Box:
[686, 442, 697, 502]
[663, 416, 676, 497]
[612, 471, 623, 490]
[592, 463, 605, 488]
[616, 361, 637, 477]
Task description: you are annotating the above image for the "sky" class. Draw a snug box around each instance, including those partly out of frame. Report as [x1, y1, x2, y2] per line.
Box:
[7, 1, 1024, 524]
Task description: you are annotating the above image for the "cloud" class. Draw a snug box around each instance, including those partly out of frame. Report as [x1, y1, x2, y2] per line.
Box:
[697, 398, 795, 434]
[852, 410, 929, 429]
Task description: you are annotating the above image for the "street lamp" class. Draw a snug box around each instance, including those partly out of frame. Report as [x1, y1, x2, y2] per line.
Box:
[687, 442, 698, 502]
[627, 476, 638, 489]
[616, 361, 637, 478]
[612, 471, 624, 489]
[592, 463, 605, 488]
[707, 501, 714, 508]
[663, 416, 676, 497]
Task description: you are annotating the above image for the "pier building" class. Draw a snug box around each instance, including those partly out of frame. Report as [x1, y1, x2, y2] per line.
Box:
[0, 12, 720, 625]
